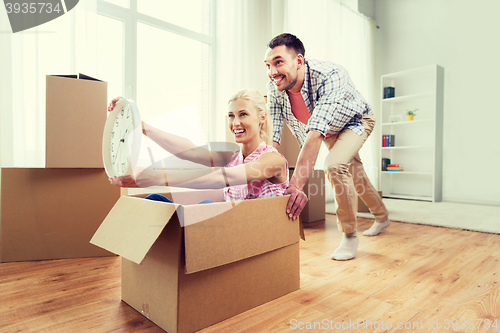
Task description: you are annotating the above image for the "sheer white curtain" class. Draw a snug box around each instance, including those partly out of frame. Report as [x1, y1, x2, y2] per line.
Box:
[215, 0, 378, 199]
[214, 0, 271, 142]
[284, 0, 378, 187]
[216, 0, 378, 184]
[0, 1, 98, 167]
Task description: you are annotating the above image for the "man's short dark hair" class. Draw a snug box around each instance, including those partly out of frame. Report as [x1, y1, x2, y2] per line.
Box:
[268, 33, 305, 58]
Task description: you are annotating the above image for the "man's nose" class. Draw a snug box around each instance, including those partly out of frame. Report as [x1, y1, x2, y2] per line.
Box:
[269, 66, 277, 76]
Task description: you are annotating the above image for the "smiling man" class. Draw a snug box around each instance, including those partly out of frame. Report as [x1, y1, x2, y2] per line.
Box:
[264, 33, 390, 261]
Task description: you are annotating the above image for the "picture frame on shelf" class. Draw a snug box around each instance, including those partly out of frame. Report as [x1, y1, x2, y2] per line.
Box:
[389, 115, 403, 123]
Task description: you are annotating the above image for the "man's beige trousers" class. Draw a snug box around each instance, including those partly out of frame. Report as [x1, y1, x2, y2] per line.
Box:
[323, 114, 389, 233]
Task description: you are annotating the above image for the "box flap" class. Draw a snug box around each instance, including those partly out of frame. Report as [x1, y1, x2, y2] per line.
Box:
[48, 73, 103, 81]
[78, 73, 103, 81]
[183, 195, 300, 274]
[50, 74, 77, 79]
[90, 196, 178, 264]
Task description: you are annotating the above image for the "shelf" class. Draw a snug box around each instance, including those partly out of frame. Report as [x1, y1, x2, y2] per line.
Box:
[382, 193, 433, 202]
[381, 119, 433, 126]
[381, 65, 438, 80]
[381, 171, 433, 175]
[382, 92, 433, 104]
[381, 146, 433, 150]
[379, 65, 444, 203]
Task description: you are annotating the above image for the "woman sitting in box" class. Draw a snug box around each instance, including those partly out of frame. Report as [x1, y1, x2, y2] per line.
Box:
[109, 89, 295, 207]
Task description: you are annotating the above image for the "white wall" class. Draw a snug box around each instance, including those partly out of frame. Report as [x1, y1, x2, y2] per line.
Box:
[374, 0, 500, 205]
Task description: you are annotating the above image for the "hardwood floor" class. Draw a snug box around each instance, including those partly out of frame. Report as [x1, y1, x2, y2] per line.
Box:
[1, 215, 499, 333]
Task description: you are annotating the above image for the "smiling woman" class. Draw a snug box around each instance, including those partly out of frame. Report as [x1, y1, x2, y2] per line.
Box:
[108, 89, 296, 207]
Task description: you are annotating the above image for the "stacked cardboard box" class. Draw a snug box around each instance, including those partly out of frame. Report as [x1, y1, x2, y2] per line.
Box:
[0, 74, 120, 262]
[277, 122, 326, 223]
[356, 191, 383, 213]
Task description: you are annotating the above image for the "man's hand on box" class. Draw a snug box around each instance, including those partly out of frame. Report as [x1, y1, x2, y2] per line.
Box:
[286, 183, 308, 220]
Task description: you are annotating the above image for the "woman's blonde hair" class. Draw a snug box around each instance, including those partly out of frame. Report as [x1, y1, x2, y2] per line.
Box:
[228, 89, 272, 145]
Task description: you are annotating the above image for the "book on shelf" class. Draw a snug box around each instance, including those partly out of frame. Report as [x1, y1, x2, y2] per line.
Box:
[386, 165, 404, 172]
[389, 134, 395, 147]
[382, 134, 395, 147]
[381, 158, 391, 171]
[383, 86, 395, 99]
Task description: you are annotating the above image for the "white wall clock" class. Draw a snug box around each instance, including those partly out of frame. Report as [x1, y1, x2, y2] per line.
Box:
[102, 98, 142, 177]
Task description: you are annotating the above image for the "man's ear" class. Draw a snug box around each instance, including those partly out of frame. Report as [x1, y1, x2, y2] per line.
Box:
[296, 54, 304, 70]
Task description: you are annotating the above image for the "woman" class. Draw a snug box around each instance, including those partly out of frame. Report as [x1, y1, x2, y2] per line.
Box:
[108, 89, 289, 202]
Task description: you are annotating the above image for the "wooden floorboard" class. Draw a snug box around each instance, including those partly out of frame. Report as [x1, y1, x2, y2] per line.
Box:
[1, 215, 499, 333]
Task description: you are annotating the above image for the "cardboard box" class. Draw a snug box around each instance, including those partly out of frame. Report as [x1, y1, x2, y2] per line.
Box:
[357, 191, 383, 213]
[300, 170, 326, 222]
[45, 74, 107, 168]
[276, 120, 300, 168]
[0, 168, 120, 262]
[91, 191, 301, 333]
[289, 168, 326, 223]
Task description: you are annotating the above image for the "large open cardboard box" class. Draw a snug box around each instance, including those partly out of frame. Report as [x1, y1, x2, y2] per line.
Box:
[45, 73, 107, 168]
[91, 190, 302, 333]
[0, 168, 119, 262]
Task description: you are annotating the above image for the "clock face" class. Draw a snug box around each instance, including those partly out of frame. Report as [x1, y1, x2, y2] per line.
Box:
[102, 99, 142, 178]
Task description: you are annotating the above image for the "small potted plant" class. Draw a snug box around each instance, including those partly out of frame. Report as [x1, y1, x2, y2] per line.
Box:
[406, 109, 418, 121]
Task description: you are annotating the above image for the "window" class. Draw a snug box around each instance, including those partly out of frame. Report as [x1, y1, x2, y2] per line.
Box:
[96, 0, 214, 143]
[96, 15, 124, 100]
[137, 0, 209, 34]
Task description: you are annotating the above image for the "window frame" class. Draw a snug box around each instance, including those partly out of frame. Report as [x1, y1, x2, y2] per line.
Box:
[96, 0, 216, 140]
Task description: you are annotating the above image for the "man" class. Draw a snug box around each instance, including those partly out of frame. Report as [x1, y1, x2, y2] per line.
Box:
[264, 33, 390, 261]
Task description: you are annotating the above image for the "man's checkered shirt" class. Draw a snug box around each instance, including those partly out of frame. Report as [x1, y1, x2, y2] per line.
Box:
[267, 59, 372, 148]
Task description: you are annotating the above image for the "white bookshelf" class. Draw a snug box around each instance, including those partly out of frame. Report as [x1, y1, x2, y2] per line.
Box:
[379, 65, 444, 202]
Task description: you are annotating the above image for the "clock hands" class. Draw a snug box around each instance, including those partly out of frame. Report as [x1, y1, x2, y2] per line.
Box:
[112, 129, 125, 165]
[111, 124, 134, 174]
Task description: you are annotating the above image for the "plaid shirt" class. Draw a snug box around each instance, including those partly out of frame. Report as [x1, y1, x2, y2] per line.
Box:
[267, 59, 372, 148]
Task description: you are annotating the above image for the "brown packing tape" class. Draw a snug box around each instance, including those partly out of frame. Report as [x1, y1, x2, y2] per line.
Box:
[141, 303, 150, 319]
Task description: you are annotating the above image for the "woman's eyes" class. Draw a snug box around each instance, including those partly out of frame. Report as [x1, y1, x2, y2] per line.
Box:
[228, 113, 247, 118]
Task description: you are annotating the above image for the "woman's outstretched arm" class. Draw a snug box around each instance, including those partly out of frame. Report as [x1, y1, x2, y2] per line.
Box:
[109, 152, 287, 189]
